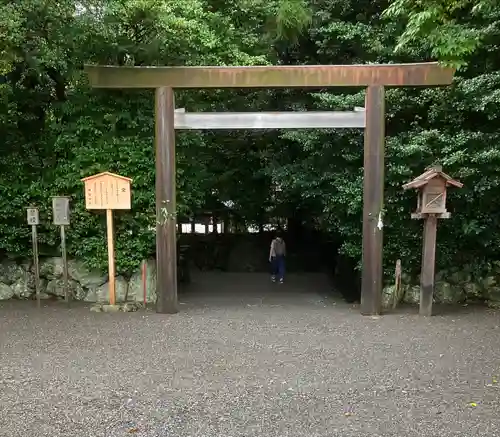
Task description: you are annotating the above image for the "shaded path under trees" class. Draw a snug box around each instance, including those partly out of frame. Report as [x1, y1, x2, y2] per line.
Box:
[178, 271, 336, 309]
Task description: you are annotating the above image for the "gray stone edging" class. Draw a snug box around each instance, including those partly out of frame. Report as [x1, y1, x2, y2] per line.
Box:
[0, 257, 157, 303]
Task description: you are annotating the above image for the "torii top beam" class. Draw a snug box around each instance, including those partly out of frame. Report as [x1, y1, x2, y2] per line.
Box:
[84, 63, 454, 89]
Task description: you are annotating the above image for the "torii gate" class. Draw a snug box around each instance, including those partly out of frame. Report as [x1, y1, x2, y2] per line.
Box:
[84, 63, 454, 315]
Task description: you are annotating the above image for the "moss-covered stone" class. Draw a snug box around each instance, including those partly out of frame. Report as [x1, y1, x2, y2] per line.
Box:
[404, 285, 420, 304]
[434, 281, 465, 303]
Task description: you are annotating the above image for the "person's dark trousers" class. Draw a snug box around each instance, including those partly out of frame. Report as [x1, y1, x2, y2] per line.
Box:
[271, 255, 285, 282]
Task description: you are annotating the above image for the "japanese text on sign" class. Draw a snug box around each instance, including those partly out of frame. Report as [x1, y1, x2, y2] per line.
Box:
[27, 208, 39, 226]
[52, 197, 71, 225]
[82, 172, 132, 210]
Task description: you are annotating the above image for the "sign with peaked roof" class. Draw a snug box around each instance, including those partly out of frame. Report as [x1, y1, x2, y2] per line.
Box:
[402, 165, 463, 316]
[402, 165, 463, 191]
[81, 171, 132, 210]
[403, 165, 463, 217]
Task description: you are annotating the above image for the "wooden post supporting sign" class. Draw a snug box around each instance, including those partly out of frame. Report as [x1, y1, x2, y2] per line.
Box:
[81, 172, 132, 305]
[106, 209, 116, 304]
[27, 207, 41, 308]
[142, 260, 147, 306]
[393, 259, 402, 309]
[420, 215, 438, 316]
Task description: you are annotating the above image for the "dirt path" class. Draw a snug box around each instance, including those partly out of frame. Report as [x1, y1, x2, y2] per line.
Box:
[1, 272, 499, 436]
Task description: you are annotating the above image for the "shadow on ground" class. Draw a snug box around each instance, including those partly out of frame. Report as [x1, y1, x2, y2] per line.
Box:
[178, 271, 339, 309]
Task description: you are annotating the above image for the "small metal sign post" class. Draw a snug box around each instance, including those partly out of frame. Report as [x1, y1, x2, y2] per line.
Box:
[52, 196, 71, 306]
[81, 172, 132, 305]
[27, 207, 41, 308]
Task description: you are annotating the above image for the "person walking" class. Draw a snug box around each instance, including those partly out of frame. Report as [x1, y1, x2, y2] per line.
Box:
[269, 234, 286, 283]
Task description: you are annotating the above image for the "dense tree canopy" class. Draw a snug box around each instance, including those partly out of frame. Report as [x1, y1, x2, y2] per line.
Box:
[383, 0, 500, 68]
[1, 0, 500, 280]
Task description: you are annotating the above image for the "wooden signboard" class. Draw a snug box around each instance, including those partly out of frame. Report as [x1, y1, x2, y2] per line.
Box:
[82, 172, 132, 210]
[52, 196, 71, 306]
[27, 208, 39, 226]
[81, 172, 132, 305]
[52, 196, 71, 226]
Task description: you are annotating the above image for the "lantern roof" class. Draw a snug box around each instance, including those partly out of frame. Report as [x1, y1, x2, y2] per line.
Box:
[402, 165, 463, 190]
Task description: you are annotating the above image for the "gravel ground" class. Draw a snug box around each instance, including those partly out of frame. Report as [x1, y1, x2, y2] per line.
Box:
[1, 272, 500, 437]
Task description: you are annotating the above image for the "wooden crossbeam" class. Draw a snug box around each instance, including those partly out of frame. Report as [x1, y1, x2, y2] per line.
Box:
[173, 111, 366, 129]
[84, 63, 454, 89]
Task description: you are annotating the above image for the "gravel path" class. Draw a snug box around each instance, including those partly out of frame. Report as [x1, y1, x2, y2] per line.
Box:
[1, 272, 500, 436]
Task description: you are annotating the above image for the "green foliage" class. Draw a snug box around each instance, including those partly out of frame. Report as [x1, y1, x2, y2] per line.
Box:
[1, 0, 500, 281]
[275, 0, 312, 43]
[383, 0, 500, 68]
[0, 0, 269, 274]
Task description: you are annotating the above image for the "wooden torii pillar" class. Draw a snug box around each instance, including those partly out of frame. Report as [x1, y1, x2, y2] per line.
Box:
[84, 63, 454, 315]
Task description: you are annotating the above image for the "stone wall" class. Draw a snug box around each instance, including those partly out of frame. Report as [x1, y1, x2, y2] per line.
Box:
[382, 264, 500, 309]
[4, 253, 500, 309]
[0, 232, 337, 303]
[0, 257, 157, 303]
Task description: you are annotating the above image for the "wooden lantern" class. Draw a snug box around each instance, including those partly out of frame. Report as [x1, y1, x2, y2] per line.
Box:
[402, 165, 463, 316]
[403, 165, 463, 219]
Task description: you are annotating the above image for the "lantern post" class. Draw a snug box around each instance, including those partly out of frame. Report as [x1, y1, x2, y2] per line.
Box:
[403, 165, 463, 316]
